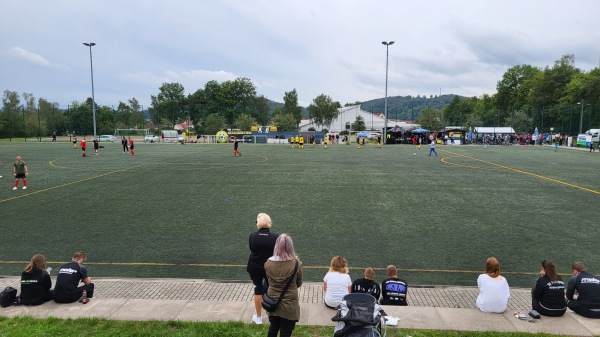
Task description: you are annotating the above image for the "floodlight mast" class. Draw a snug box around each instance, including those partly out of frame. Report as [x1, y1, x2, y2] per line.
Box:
[382, 41, 394, 145]
[83, 42, 97, 139]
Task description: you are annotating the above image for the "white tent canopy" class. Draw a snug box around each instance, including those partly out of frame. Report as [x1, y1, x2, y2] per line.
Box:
[474, 127, 515, 134]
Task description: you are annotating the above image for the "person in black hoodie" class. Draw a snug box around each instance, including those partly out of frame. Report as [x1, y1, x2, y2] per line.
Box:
[20, 254, 53, 305]
[246, 213, 279, 325]
[532, 259, 567, 317]
[351, 267, 381, 302]
[566, 262, 600, 318]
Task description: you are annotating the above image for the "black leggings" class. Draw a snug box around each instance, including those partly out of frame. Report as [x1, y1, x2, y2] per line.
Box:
[267, 315, 296, 337]
[532, 299, 565, 317]
[568, 300, 600, 318]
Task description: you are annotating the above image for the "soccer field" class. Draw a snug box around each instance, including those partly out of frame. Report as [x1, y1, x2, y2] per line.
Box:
[0, 141, 598, 287]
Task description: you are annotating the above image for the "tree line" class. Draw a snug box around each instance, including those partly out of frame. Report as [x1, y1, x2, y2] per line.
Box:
[416, 54, 600, 135]
[1, 54, 598, 139]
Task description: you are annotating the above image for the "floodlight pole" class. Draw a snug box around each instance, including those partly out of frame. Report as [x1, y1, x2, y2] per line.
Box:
[83, 42, 97, 139]
[577, 99, 584, 134]
[382, 41, 394, 145]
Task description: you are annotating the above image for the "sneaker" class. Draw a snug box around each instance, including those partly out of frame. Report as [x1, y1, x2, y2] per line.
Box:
[251, 314, 262, 325]
[12, 187, 17, 190]
[22, 186, 27, 190]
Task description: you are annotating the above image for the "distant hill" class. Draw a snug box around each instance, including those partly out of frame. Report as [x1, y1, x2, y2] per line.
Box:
[360, 94, 459, 121]
[142, 96, 459, 121]
[269, 95, 460, 120]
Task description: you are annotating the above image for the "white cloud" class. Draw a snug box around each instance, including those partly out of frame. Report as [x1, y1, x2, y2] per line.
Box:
[1, 0, 599, 107]
[7, 47, 51, 67]
[6, 47, 68, 70]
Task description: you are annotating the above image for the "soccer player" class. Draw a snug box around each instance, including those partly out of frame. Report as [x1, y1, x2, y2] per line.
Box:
[93, 138, 99, 155]
[429, 139, 437, 156]
[129, 137, 135, 156]
[80, 138, 87, 157]
[13, 155, 28, 190]
[299, 135, 304, 149]
[233, 138, 241, 156]
[290, 135, 295, 148]
[121, 136, 129, 153]
[323, 135, 328, 149]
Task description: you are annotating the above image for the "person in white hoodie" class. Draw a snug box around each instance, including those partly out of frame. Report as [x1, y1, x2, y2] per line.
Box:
[476, 257, 510, 313]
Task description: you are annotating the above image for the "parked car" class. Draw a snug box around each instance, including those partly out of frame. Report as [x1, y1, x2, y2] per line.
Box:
[99, 135, 116, 142]
[144, 135, 159, 143]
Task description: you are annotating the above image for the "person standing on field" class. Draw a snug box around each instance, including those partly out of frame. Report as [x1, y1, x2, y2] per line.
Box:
[80, 138, 87, 157]
[429, 139, 437, 156]
[233, 138, 241, 156]
[129, 137, 135, 156]
[121, 136, 129, 153]
[93, 138, 99, 155]
[13, 155, 28, 190]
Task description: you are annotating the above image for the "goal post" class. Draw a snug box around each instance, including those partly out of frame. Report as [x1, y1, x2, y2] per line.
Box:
[115, 129, 150, 138]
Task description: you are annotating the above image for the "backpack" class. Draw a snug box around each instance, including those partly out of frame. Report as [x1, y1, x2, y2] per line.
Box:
[0, 287, 17, 308]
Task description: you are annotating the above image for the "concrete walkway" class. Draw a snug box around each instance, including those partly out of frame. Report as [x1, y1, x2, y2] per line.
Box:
[1, 277, 600, 336]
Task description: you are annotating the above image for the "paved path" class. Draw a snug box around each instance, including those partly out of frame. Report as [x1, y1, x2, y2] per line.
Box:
[1, 277, 600, 336]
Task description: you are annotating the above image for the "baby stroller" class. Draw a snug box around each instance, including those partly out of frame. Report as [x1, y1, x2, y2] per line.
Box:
[332, 293, 387, 337]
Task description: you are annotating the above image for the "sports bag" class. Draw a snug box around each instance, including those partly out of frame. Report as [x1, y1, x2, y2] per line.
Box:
[0, 287, 17, 308]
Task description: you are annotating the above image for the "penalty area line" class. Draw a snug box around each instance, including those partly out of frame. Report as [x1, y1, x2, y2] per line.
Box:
[440, 149, 600, 195]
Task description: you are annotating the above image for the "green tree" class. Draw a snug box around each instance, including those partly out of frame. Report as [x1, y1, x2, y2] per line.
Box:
[150, 82, 187, 127]
[128, 98, 144, 129]
[39, 98, 66, 135]
[308, 94, 340, 131]
[496, 64, 540, 112]
[504, 109, 533, 133]
[234, 113, 257, 131]
[0, 90, 21, 138]
[97, 105, 116, 134]
[283, 89, 302, 126]
[353, 115, 366, 131]
[116, 102, 130, 129]
[272, 113, 297, 131]
[204, 113, 225, 134]
[416, 108, 443, 131]
[221, 77, 257, 127]
[254, 95, 271, 126]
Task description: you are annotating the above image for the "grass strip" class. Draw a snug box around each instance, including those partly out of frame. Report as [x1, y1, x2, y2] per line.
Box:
[0, 316, 570, 337]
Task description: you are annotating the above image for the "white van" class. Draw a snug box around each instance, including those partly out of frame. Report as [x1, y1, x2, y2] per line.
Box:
[585, 129, 600, 143]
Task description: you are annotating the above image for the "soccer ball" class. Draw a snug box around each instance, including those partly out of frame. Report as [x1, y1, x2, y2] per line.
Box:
[413, 153, 416, 156]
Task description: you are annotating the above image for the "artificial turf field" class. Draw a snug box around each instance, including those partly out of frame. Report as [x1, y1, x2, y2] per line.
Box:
[0, 140, 598, 287]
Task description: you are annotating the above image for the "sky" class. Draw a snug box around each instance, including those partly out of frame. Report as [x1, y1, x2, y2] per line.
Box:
[2, 0, 600, 109]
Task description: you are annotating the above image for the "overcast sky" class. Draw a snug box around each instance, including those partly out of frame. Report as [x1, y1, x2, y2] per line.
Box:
[2, 0, 599, 109]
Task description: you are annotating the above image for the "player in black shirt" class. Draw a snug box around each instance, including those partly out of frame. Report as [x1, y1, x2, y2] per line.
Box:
[54, 251, 94, 303]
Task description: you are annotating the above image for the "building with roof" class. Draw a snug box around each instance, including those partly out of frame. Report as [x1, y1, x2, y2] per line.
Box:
[299, 105, 419, 133]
